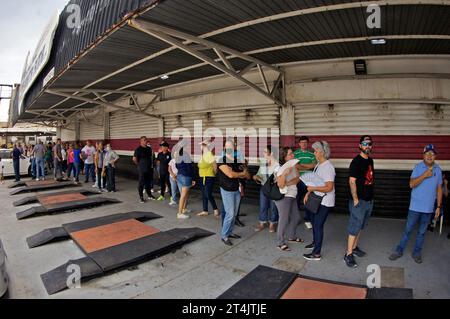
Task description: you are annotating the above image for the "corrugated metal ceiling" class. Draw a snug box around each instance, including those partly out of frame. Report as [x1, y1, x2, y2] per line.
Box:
[22, 0, 450, 119]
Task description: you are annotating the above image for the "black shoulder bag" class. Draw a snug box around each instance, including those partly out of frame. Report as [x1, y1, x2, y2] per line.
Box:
[304, 165, 326, 214]
[262, 174, 285, 201]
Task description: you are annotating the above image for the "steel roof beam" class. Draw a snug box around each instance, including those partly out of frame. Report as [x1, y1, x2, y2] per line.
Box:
[45, 90, 162, 119]
[130, 20, 281, 74]
[129, 20, 284, 108]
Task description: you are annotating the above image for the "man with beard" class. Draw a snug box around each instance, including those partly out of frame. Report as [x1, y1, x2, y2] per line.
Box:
[344, 135, 375, 268]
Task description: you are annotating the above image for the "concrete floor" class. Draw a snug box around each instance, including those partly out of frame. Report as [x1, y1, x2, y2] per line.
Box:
[1, 176, 449, 299]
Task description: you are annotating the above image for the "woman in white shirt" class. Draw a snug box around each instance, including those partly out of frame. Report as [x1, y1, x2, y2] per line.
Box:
[303, 141, 336, 261]
[274, 147, 302, 251]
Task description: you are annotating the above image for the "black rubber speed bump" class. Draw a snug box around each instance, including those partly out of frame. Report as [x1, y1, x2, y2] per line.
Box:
[218, 265, 413, 299]
[27, 212, 214, 295]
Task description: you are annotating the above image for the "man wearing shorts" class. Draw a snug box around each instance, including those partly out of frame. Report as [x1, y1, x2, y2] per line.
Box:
[344, 135, 375, 268]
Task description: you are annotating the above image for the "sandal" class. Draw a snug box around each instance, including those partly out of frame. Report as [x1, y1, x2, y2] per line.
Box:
[197, 212, 209, 217]
[277, 245, 291, 251]
[288, 238, 304, 243]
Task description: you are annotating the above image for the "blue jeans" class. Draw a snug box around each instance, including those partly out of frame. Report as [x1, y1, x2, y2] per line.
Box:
[177, 174, 193, 189]
[13, 158, 20, 181]
[200, 177, 218, 212]
[170, 176, 180, 202]
[73, 162, 81, 182]
[31, 158, 36, 178]
[84, 163, 95, 182]
[36, 158, 45, 179]
[347, 199, 374, 236]
[309, 205, 332, 255]
[396, 210, 432, 257]
[220, 188, 241, 240]
[259, 188, 279, 224]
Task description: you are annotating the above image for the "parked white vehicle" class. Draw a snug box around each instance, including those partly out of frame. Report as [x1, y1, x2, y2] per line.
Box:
[0, 239, 8, 297]
[0, 149, 32, 178]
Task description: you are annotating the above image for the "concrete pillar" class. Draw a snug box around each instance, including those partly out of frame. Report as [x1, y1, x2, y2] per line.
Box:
[280, 104, 295, 147]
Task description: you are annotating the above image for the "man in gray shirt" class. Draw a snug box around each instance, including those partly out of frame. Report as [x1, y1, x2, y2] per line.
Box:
[33, 141, 46, 181]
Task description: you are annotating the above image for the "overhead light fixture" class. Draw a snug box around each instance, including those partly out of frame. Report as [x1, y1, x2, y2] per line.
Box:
[371, 38, 386, 45]
[160, 75, 169, 80]
[354, 59, 367, 75]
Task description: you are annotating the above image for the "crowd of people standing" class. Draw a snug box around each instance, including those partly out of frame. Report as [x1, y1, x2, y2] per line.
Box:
[6, 134, 449, 264]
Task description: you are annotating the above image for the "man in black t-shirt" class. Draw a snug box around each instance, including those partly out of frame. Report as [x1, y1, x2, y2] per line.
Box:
[133, 136, 155, 203]
[156, 141, 172, 201]
[344, 135, 375, 268]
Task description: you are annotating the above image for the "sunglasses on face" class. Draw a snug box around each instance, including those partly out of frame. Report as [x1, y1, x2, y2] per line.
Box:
[361, 142, 373, 147]
[424, 152, 436, 156]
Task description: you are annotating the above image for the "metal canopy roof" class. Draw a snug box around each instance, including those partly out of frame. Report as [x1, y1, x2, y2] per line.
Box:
[19, 0, 450, 123]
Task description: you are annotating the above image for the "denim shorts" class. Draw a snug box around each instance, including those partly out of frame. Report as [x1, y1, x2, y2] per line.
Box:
[177, 174, 193, 188]
[347, 199, 374, 236]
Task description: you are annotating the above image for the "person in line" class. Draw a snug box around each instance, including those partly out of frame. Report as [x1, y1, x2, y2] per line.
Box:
[104, 143, 119, 193]
[28, 145, 36, 180]
[67, 144, 75, 181]
[389, 144, 443, 264]
[274, 147, 302, 251]
[61, 142, 68, 179]
[344, 136, 375, 268]
[81, 140, 96, 184]
[53, 138, 63, 181]
[218, 140, 251, 246]
[175, 144, 196, 219]
[45, 142, 53, 171]
[302, 141, 336, 261]
[254, 145, 279, 233]
[12, 143, 24, 182]
[294, 136, 317, 230]
[94, 142, 106, 192]
[73, 143, 82, 184]
[33, 140, 46, 181]
[197, 140, 219, 217]
[156, 142, 172, 201]
[134, 136, 156, 203]
[168, 151, 180, 206]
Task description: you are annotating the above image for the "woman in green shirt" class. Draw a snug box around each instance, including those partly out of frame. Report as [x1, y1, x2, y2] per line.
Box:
[197, 140, 219, 217]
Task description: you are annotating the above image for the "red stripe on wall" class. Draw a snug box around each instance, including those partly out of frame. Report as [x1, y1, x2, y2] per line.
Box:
[108, 135, 450, 160]
[110, 138, 162, 152]
[282, 135, 450, 160]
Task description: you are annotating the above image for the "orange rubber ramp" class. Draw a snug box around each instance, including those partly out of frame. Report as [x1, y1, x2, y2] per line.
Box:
[70, 219, 160, 254]
[282, 277, 367, 299]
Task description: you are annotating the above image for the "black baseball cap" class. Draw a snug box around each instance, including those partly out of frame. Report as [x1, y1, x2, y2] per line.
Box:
[360, 135, 373, 144]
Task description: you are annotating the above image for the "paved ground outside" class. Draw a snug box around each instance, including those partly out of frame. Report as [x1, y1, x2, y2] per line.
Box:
[1, 176, 449, 299]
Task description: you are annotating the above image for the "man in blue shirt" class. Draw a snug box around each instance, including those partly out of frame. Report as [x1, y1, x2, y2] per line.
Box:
[389, 144, 443, 264]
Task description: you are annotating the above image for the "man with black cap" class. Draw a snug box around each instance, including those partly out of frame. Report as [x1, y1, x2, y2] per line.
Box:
[389, 144, 443, 264]
[344, 135, 375, 268]
[133, 136, 155, 203]
[156, 141, 172, 201]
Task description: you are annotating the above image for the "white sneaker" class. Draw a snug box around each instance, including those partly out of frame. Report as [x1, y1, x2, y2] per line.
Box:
[36, 178, 39, 181]
[177, 213, 190, 219]
[305, 222, 313, 229]
[169, 200, 177, 206]
[92, 184, 98, 188]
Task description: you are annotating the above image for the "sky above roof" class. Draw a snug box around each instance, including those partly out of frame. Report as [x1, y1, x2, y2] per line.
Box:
[0, 0, 68, 122]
